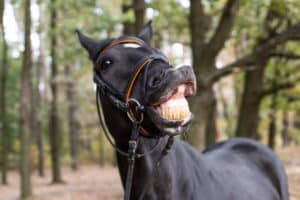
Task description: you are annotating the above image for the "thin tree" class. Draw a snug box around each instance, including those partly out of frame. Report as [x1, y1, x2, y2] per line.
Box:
[268, 94, 277, 149]
[49, 0, 63, 183]
[122, 0, 145, 35]
[33, 20, 45, 176]
[281, 110, 291, 147]
[65, 64, 79, 170]
[20, 0, 32, 198]
[268, 63, 280, 149]
[0, 0, 9, 185]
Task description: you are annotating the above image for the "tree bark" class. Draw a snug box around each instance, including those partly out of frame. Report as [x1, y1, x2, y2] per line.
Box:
[49, 0, 63, 183]
[188, 0, 211, 149]
[65, 65, 79, 171]
[268, 94, 277, 149]
[122, 0, 145, 35]
[133, 0, 145, 34]
[0, 0, 9, 185]
[235, 62, 266, 139]
[267, 64, 280, 149]
[34, 31, 45, 177]
[20, 0, 32, 198]
[188, 0, 239, 148]
[122, 1, 135, 35]
[281, 111, 291, 147]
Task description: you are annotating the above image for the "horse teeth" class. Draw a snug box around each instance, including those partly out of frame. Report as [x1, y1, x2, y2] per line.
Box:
[158, 97, 190, 120]
[180, 110, 184, 120]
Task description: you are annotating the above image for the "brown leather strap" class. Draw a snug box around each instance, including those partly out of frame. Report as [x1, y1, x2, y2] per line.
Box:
[100, 39, 144, 55]
[99, 39, 151, 102]
[125, 59, 151, 102]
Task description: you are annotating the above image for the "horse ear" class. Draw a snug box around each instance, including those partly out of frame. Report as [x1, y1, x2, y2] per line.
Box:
[76, 29, 102, 60]
[137, 21, 153, 44]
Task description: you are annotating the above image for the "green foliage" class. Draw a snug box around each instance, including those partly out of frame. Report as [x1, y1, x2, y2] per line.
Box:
[149, 0, 189, 44]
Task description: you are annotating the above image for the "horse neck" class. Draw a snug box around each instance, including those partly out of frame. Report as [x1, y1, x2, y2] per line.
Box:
[100, 95, 173, 193]
[116, 136, 170, 194]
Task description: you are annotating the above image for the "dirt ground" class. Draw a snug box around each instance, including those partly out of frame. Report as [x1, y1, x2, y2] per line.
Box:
[0, 166, 123, 200]
[278, 146, 300, 200]
[0, 147, 299, 200]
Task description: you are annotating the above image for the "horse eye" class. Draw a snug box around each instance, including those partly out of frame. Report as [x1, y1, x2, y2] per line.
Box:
[101, 59, 113, 71]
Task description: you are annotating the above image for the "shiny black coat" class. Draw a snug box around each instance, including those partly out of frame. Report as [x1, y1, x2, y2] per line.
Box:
[116, 137, 289, 200]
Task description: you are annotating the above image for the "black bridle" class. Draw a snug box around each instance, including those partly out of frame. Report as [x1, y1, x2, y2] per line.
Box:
[94, 38, 175, 200]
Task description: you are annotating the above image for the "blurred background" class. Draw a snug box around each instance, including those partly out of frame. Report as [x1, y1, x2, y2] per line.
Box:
[0, 0, 300, 199]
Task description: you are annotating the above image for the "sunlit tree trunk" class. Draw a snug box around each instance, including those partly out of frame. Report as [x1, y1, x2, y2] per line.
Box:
[20, 0, 32, 198]
[65, 65, 79, 170]
[0, 0, 9, 185]
[49, 0, 63, 183]
[34, 32, 45, 177]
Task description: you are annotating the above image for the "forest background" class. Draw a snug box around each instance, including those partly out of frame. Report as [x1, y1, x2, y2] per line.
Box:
[0, 0, 300, 199]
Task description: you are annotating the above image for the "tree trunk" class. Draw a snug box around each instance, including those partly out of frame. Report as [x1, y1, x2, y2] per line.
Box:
[122, 1, 135, 35]
[122, 0, 145, 35]
[268, 95, 277, 149]
[65, 65, 79, 171]
[235, 62, 266, 139]
[188, 0, 239, 148]
[188, 0, 214, 149]
[20, 0, 32, 198]
[133, 0, 145, 34]
[0, 0, 9, 185]
[49, 0, 63, 183]
[281, 111, 291, 147]
[268, 64, 280, 149]
[34, 33, 45, 177]
[188, 87, 217, 149]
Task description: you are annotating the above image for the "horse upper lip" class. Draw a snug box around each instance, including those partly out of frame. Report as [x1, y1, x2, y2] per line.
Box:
[150, 80, 196, 106]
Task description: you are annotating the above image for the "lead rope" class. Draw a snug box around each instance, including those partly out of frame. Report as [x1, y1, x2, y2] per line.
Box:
[125, 121, 140, 200]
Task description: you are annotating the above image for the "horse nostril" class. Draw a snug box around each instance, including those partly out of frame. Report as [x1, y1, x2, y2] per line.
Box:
[149, 76, 161, 88]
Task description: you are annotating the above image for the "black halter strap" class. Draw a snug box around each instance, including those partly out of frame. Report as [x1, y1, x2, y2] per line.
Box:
[93, 38, 174, 200]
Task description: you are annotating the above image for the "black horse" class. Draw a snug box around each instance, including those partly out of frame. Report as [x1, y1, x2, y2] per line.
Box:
[77, 22, 289, 200]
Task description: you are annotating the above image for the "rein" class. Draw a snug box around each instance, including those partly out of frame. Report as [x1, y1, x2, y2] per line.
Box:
[94, 38, 175, 200]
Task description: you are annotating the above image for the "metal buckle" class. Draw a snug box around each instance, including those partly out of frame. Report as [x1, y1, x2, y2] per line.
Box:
[126, 98, 144, 124]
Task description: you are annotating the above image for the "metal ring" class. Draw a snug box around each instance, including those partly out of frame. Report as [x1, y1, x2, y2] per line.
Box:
[127, 98, 144, 124]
